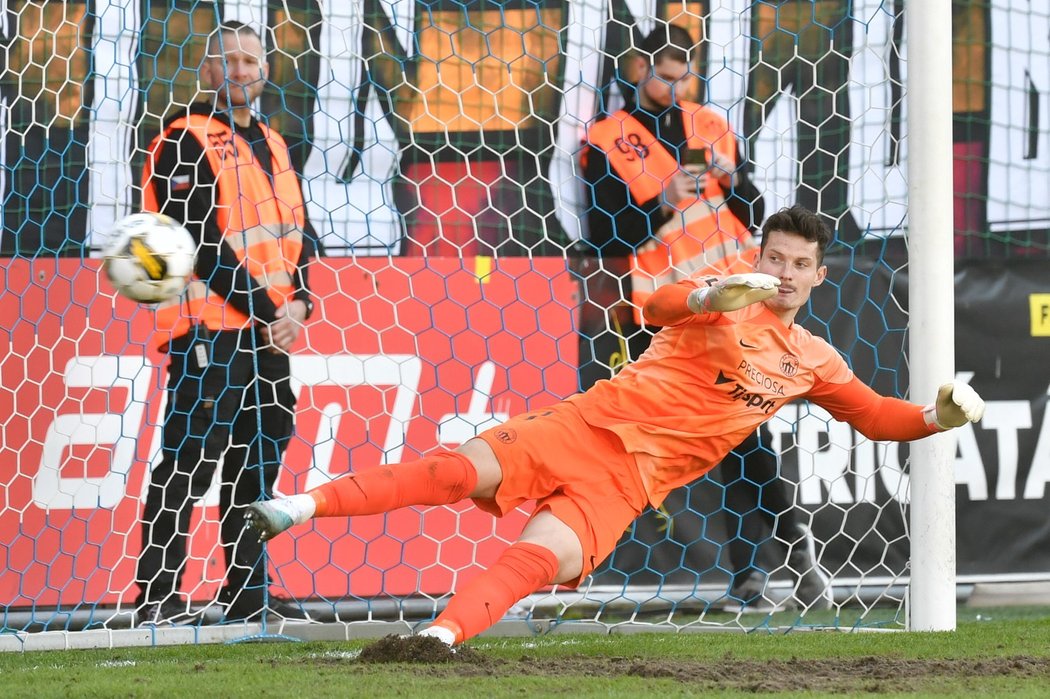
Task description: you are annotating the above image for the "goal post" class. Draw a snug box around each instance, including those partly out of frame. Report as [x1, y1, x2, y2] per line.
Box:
[905, 0, 958, 632]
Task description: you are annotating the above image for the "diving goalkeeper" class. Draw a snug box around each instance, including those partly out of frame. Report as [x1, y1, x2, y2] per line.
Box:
[246, 205, 985, 647]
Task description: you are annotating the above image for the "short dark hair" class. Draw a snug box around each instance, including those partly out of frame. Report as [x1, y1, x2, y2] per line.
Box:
[207, 20, 265, 56]
[760, 205, 833, 264]
[637, 22, 695, 65]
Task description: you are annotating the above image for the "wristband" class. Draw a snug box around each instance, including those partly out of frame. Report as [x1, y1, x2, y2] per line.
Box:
[922, 403, 946, 432]
[687, 287, 712, 314]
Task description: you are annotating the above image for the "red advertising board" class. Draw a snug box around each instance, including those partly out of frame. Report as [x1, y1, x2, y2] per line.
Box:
[0, 257, 579, 607]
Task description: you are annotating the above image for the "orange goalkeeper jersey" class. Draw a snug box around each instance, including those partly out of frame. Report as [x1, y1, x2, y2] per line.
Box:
[569, 279, 935, 506]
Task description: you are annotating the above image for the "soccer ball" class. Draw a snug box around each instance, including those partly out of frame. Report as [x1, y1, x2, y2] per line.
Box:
[102, 212, 196, 303]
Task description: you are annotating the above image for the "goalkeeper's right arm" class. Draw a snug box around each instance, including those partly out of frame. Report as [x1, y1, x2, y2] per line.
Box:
[644, 273, 781, 326]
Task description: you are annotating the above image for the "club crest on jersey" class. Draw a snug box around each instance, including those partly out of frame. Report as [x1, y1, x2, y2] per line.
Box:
[493, 428, 517, 445]
[780, 353, 800, 377]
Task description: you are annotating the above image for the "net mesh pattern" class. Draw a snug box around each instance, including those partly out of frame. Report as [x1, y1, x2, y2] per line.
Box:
[0, 0, 1040, 643]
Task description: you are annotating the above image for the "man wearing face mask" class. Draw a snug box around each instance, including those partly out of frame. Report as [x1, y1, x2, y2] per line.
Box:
[134, 20, 317, 626]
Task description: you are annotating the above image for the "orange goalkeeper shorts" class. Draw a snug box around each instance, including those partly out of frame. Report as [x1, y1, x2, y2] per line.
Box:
[474, 400, 649, 588]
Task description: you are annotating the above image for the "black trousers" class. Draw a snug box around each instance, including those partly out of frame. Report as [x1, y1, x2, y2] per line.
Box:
[136, 328, 296, 604]
[719, 425, 805, 587]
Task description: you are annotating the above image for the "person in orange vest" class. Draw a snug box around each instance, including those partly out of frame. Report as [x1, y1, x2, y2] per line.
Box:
[134, 21, 318, 627]
[576, 21, 764, 385]
[580, 22, 764, 327]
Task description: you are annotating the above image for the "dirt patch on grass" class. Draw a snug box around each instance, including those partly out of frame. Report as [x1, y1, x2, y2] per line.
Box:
[357, 635, 488, 665]
[613, 655, 1050, 693]
[349, 640, 1050, 693]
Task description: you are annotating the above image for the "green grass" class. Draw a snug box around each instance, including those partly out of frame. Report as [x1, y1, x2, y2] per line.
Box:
[2, 607, 1049, 698]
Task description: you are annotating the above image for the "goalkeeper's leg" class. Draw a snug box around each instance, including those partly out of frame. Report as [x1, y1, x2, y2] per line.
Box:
[245, 440, 502, 541]
[418, 509, 577, 646]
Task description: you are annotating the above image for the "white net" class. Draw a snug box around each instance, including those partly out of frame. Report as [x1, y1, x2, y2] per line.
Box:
[0, 0, 1046, 650]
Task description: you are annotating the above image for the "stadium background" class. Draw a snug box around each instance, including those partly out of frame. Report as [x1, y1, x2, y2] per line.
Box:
[1, 0, 1049, 619]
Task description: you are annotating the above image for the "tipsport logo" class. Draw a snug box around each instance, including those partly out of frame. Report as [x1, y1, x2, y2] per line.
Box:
[711, 358, 790, 414]
[714, 369, 778, 414]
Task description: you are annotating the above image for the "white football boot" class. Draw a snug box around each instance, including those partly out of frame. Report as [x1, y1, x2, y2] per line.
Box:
[244, 494, 316, 541]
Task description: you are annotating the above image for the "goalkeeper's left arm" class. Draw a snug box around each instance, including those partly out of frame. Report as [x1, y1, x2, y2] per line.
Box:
[643, 273, 781, 326]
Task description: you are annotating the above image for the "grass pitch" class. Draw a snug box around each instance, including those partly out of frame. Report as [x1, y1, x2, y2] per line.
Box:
[2, 606, 1048, 698]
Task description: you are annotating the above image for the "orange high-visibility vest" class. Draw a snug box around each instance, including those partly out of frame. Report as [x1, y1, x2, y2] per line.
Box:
[630, 205, 756, 322]
[585, 101, 737, 205]
[141, 112, 306, 349]
[692, 243, 761, 279]
[584, 102, 751, 322]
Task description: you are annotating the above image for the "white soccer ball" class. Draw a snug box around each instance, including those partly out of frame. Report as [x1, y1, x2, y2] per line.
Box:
[102, 212, 196, 303]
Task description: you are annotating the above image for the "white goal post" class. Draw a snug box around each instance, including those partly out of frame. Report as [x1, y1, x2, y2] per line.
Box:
[906, 0, 958, 632]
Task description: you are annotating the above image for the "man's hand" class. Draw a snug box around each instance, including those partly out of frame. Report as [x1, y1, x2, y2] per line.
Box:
[661, 171, 702, 215]
[260, 299, 308, 354]
[928, 381, 986, 430]
[686, 273, 781, 314]
[708, 150, 738, 191]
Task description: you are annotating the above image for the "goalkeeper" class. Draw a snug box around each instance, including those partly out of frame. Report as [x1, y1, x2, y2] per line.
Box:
[247, 205, 985, 647]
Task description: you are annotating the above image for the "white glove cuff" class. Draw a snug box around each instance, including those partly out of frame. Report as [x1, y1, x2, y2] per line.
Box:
[687, 287, 712, 315]
[922, 403, 947, 432]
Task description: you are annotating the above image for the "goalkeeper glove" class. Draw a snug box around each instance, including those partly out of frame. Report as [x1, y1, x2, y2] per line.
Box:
[686, 273, 781, 314]
[922, 381, 986, 430]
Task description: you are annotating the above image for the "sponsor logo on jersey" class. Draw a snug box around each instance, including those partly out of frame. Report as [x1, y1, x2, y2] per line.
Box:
[736, 360, 787, 396]
[715, 369, 778, 413]
[726, 382, 778, 413]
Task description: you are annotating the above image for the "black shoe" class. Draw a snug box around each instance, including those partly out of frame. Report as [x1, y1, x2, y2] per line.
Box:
[135, 598, 200, 627]
[787, 526, 832, 610]
[265, 597, 310, 621]
[219, 587, 309, 622]
[720, 571, 776, 613]
[793, 566, 831, 610]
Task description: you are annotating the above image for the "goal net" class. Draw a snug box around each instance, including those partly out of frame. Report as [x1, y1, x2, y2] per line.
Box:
[1, 0, 1046, 651]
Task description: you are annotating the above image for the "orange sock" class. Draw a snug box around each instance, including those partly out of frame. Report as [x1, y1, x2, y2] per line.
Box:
[308, 451, 478, 517]
[431, 542, 559, 644]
